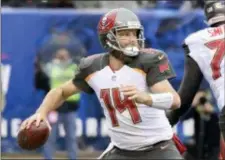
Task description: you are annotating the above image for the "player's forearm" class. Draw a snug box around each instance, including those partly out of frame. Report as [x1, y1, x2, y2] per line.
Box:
[35, 80, 79, 115]
[35, 88, 66, 115]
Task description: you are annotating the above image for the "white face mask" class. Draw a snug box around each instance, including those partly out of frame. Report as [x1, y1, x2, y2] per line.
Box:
[122, 46, 139, 57]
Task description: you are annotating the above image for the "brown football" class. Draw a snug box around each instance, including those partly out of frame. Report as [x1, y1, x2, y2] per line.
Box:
[17, 120, 50, 150]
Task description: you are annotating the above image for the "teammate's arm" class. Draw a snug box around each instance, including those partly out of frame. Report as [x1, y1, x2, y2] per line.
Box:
[167, 47, 203, 126]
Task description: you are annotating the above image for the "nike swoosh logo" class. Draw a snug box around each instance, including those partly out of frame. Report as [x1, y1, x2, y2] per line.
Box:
[160, 144, 169, 150]
[158, 55, 164, 60]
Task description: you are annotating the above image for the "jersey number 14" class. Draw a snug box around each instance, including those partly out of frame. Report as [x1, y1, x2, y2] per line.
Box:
[100, 88, 142, 127]
[205, 39, 225, 80]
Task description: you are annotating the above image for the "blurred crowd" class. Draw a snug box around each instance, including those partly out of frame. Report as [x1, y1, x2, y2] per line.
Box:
[2, 0, 204, 10]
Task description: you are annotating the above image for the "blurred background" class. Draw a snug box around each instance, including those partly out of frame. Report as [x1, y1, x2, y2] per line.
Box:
[1, 0, 223, 159]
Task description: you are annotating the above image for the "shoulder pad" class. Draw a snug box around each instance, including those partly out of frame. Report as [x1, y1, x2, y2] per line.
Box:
[139, 48, 167, 66]
[140, 48, 164, 56]
[79, 53, 104, 69]
[184, 32, 199, 45]
[140, 48, 166, 59]
[184, 28, 208, 46]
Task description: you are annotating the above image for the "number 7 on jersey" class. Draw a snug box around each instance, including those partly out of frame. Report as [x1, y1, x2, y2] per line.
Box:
[205, 39, 225, 80]
[100, 88, 142, 127]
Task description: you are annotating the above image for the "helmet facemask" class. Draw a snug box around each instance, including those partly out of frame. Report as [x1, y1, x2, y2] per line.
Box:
[106, 26, 145, 57]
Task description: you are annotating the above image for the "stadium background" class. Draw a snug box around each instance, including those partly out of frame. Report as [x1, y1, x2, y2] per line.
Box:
[1, 2, 218, 159]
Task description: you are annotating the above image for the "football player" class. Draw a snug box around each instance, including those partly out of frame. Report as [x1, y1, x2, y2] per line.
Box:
[168, 0, 225, 158]
[20, 8, 183, 159]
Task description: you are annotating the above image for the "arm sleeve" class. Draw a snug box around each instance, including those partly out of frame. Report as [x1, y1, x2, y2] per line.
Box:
[72, 58, 94, 94]
[168, 49, 203, 126]
[147, 53, 176, 86]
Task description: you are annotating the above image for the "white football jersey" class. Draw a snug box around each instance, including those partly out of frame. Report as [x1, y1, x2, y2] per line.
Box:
[184, 25, 225, 110]
[73, 50, 175, 150]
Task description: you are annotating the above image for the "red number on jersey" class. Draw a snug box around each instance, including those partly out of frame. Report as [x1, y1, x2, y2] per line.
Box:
[205, 39, 225, 80]
[100, 88, 142, 127]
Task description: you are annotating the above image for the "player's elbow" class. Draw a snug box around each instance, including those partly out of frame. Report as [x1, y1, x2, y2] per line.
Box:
[171, 93, 181, 110]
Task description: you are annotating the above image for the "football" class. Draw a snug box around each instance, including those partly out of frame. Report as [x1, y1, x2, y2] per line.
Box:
[17, 120, 50, 150]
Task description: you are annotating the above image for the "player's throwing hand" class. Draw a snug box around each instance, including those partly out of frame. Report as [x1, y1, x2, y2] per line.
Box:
[20, 112, 51, 131]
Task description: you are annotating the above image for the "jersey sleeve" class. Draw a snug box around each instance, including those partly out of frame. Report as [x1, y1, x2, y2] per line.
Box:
[72, 57, 94, 94]
[146, 52, 176, 86]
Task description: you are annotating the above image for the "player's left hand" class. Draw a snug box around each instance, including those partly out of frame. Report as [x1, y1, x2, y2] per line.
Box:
[120, 85, 150, 105]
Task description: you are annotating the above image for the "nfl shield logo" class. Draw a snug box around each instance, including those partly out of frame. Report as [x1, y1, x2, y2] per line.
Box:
[111, 75, 117, 81]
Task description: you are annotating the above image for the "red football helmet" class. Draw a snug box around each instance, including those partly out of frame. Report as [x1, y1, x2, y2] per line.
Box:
[98, 8, 145, 57]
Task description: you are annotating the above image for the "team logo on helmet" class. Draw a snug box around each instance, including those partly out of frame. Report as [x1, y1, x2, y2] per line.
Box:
[102, 16, 108, 26]
[98, 9, 117, 34]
